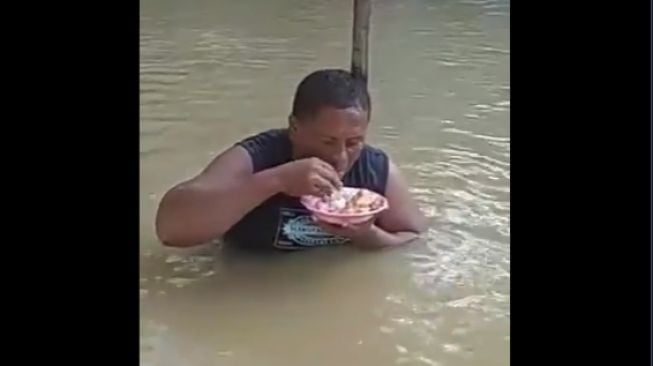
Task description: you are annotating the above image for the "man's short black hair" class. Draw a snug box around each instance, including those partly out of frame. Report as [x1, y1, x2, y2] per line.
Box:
[291, 69, 371, 120]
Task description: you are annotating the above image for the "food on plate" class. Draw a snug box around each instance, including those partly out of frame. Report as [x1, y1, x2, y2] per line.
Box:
[313, 187, 385, 214]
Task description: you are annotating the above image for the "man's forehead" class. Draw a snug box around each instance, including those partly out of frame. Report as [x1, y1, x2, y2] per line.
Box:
[314, 106, 368, 120]
[310, 123, 368, 139]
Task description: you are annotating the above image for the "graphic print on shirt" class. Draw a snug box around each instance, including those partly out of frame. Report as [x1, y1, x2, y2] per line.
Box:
[273, 208, 349, 249]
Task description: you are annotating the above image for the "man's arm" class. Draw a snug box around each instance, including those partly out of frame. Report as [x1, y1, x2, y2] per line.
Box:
[315, 160, 428, 249]
[155, 146, 282, 247]
[359, 160, 428, 248]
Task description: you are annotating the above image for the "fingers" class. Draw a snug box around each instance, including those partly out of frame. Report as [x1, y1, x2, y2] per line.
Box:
[314, 163, 343, 190]
[311, 175, 338, 196]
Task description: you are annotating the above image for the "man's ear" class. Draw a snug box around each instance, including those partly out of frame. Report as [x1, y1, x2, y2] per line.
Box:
[288, 115, 299, 131]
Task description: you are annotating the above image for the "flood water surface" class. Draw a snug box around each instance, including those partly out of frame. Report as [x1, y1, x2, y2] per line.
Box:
[140, 0, 510, 365]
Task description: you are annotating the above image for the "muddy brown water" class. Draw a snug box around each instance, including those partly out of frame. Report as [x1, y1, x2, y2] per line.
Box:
[140, 0, 509, 365]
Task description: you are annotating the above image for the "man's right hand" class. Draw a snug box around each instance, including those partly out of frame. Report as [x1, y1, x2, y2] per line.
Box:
[275, 157, 342, 197]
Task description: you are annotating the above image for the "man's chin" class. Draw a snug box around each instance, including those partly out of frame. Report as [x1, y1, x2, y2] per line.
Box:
[337, 166, 353, 179]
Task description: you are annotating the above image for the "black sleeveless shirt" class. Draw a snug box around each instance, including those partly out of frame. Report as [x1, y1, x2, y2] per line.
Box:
[223, 129, 389, 250]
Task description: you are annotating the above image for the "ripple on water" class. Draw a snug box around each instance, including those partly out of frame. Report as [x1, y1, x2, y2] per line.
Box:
[404, 227, 509, 314]
[141, 249, 219, 294]
[140, 0, 510, 363]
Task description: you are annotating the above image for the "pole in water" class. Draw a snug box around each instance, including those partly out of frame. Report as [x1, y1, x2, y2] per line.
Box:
[351, 0, 371, 86]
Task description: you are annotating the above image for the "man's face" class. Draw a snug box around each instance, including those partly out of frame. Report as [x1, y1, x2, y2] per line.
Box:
[290, 106, 369, 176]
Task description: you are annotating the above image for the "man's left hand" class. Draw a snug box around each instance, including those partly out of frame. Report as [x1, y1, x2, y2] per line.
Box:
[313, 216, 378, 244]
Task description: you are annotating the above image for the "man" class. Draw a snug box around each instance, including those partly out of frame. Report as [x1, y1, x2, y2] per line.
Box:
[156, 69, 427, 250]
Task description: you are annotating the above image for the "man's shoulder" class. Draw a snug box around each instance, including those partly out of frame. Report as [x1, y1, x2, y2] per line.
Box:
[361, 143, 389, 162]
[238, 128, 287, 146]
[235, 129, 291, 172]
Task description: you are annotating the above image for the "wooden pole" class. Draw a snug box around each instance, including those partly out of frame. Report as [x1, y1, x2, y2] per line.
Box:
[351, 0, 371, 86]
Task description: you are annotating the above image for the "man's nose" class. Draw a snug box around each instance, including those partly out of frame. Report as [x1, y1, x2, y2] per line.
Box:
[328, 147, 348, 174]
